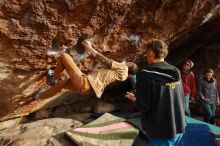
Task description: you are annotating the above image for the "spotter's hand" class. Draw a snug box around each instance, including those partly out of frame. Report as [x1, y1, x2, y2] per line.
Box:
[125, 92, 136, 102]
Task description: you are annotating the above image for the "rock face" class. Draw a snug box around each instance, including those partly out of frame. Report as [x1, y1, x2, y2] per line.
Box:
[0, 118, 82, 146]
[0, 0, 220, 117]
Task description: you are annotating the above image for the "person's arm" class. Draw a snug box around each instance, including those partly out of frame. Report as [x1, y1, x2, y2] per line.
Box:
[82, 40, 112, 68]
[216, 96, 220, 105]
[125, 92, 136, 102]
[198, 79, 209, 102]
[198, 80, 205, 100]
[135, 72, 152, 112]
[190, 73, 196, 100]
[215, 80, 220, 105]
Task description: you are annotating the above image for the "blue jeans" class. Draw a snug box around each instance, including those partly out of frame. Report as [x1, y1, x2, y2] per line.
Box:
[130, 75, 136, 93]
[149, 133, 183, 146]
[183, 95, 191, 116]
[202, 102, 216, 122]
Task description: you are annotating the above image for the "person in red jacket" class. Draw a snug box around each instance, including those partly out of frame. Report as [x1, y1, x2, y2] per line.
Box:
[180, 59, 196, 116]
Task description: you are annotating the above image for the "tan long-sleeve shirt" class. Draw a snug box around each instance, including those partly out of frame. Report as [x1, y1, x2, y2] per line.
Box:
[87, 61, 128, 98]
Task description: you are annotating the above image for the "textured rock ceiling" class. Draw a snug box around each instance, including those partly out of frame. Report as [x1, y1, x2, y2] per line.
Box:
[0, 0, 220, 118]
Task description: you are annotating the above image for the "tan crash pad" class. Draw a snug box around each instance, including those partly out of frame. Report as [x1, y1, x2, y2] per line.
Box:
[66, 113, 139, 146]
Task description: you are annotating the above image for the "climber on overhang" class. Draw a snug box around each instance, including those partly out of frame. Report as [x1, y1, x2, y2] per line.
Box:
[32, 37, 138, 100]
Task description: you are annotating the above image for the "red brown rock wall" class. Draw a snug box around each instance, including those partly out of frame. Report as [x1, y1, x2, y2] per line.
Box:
[0, 0, 219, 117]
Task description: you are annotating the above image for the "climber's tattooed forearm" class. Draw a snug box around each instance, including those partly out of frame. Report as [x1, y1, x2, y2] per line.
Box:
[95, 53, 112, 68]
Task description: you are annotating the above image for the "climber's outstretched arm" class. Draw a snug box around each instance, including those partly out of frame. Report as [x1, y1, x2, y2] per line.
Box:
[82, 40, 112, 68]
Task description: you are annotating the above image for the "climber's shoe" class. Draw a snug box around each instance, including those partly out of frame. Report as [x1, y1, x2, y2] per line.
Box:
[32, 87, 45, 100]
[47, 67, 57, 86]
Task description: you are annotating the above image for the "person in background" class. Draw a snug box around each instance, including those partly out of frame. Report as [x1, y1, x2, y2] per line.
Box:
[198, 68, 219, 124]
[126, 39, 185, 146]
[180, 59, 196, 116]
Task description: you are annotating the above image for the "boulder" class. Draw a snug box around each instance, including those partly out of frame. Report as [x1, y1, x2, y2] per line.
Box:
[0, 118, 82, 146]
